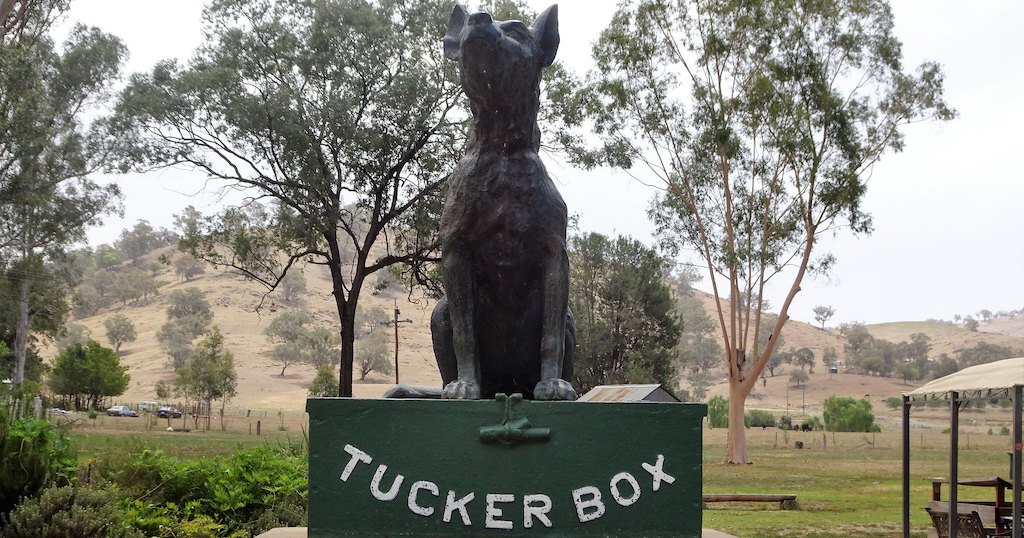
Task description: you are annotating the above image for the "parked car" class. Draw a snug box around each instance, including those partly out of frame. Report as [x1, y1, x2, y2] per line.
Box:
[157, 406, 182, 419]
[106, 405, 138, 417]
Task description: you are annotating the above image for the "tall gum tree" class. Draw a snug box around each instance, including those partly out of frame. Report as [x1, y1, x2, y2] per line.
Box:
[559, 0, 954, 463]
[114, 0, 465, 396]
[0, 4, 126, 387]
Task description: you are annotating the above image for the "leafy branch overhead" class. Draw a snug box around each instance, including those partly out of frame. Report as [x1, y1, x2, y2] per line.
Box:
[113, 0, 467, 396]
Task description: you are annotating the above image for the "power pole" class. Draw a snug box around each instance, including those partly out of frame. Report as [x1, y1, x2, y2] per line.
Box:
[380, 300, 413, 384]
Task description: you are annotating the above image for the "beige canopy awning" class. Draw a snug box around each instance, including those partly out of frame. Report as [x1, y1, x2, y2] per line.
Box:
[901, 356, 1024, 538]
[905, 356, 1024, 402]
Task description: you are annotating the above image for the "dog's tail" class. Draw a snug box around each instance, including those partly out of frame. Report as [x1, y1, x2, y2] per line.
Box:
[382, 384, 442, 399]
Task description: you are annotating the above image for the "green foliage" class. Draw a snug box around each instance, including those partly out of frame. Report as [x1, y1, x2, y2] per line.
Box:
[707, 395, 729, 429]
[789, 369, 808, 388]
[308, 364, 339, 397]
[356, 330, 391, 381]
[265, 311, 339, 376]
[48, 339, 129, 410]
[175, 327, 237, 431]
[569, 232, 680, 393]
[104, 314, 137, 352]
[115, 220, 167, 265]
[165, 288, 213, 331]
[801, 416, 823, 431]
[812, 306, 835, 329]
[0, 411, 77, 519]
[114, 0, 465, 397]
[96, 444, 307, 536]
[4, 484, 144, 538]
[885, 397, 902, 410]
[745, 409, 776, 428]
[823, 396, 880, 433]
[964, 317, 979, 332]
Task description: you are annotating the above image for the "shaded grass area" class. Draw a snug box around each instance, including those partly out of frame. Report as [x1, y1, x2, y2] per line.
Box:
[702, 428, 1011, 537]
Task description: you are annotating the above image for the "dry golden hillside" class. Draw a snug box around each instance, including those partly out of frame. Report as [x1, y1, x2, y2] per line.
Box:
[53, 247, 1023, 415]
[49, 254, 442, 413]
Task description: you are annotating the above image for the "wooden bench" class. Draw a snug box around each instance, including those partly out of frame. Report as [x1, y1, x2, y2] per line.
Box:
[926, 500, 1009, 537]
[702, 493, 798, 510]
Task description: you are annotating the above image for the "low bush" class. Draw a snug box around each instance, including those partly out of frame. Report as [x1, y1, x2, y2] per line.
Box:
[4, 484, 143, 538]
[746, 409, 776, 428]
[0, 411, 77, 518]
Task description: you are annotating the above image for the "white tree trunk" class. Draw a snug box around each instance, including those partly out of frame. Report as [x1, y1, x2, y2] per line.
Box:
[725, 381, 750, 464]
[13, 275, 31, 386]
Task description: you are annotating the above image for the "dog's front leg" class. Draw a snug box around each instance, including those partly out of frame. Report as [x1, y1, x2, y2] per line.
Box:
[441, 243, 482, 399]
[534, 250, 577, 400]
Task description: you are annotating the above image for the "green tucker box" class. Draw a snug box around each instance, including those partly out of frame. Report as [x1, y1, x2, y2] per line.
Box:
[306, 395, 706, 537]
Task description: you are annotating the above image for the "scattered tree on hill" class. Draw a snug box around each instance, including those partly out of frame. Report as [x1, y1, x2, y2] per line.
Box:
[812, 306, 835, 329]
[103, 314, 136, 352]
[964, 317, 979, 332]
[55, 323, 89, 351]
[843, 323, 874, 355]
[823, 396, 879, 433]
[674, 269, 722, 400]
[561, 0, 953, 463]
[569, 233, 680, 394]
[979, 309, 993, 322]
[957, 342, 1022, 369]
[173, 254, 205, 282]
[765, 349, 790, 378]
[356, 329, 391, 381]
[789, 369, 808, 388]
[303, 326, 340, 370]
[158, 287, 213, 368]
[279, 271, 307, 304]
[896, 362, 921, 385]
[115, 0, 467, 397]
[175, 327, 237, 431]
[822, 347, 838, 370]
[794, 347, 815, 373]
[115, 220, 159, 265]
[264, 311, 314, 376]
[932, 353, 958, 378]
[48, 340, 129, 410]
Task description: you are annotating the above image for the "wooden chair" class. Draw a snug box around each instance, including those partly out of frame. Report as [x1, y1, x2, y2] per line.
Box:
[926, 507, 1009, 538]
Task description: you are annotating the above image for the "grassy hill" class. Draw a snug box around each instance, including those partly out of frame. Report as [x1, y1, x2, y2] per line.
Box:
[49, 246, 1024, 414]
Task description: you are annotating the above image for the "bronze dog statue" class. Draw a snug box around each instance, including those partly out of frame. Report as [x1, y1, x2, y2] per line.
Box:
[429, 4, 576, 400]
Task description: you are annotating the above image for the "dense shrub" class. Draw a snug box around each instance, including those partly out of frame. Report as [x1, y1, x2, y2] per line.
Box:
[96, 443, 308, 536]
[0, 412, 77, 518]
[4, 485, 143, 538]
[707, 395, 728, 428]
[745, 409, 776, 428]
[823, 396, 881, 432]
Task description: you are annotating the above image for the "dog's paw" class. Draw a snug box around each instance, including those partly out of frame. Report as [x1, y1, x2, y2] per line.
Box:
[533, 378, 577, 401]
[441, 379, 482, 399]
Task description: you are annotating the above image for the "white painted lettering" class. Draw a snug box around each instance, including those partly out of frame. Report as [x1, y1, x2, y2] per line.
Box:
[443, 491, 475, 525]
[610, 472, 641, 506]
[407, 480, 439, 517]
[369, 464, 404, 501]
[340, 444, 372, 482]
[572, 486, 606, 523]
[523, 494, 553, 528]
[485, 493, 514, 529]
[641, 454, 675, 492]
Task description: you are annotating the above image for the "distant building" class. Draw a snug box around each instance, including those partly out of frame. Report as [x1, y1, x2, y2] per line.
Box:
[577, 384, 681, 403]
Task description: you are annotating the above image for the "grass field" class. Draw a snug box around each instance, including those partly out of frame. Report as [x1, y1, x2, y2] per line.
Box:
[702, 428, 1010, 537]
[65, 417, 1018, 538]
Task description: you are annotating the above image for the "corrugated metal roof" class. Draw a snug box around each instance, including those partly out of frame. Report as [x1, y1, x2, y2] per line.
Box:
[577, 384, 680, 402]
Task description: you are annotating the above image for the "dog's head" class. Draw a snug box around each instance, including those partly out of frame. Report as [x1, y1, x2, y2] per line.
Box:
[443, 4, 559, 111]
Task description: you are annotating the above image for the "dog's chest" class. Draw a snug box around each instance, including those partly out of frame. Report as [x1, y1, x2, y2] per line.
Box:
[441, 150, 566, 243]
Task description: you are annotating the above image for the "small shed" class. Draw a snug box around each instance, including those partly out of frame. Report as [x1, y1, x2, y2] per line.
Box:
[577, 384, 681, 403]
[901, 356, 1024, 538]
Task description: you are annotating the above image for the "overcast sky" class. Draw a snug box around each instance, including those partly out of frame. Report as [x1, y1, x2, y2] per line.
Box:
[64, 0, 1024, 326]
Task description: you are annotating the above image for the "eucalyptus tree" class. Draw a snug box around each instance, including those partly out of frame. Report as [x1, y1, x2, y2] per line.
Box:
[0, 5, 126, 386]
[568, 232, 680, 394]
[115, 0, 464, 396]
[562, 0, 954, 462]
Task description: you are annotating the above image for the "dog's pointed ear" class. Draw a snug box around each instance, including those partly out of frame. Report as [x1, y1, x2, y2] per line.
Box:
[532, 4, 559, 67]
[443, 4, 468, 61]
